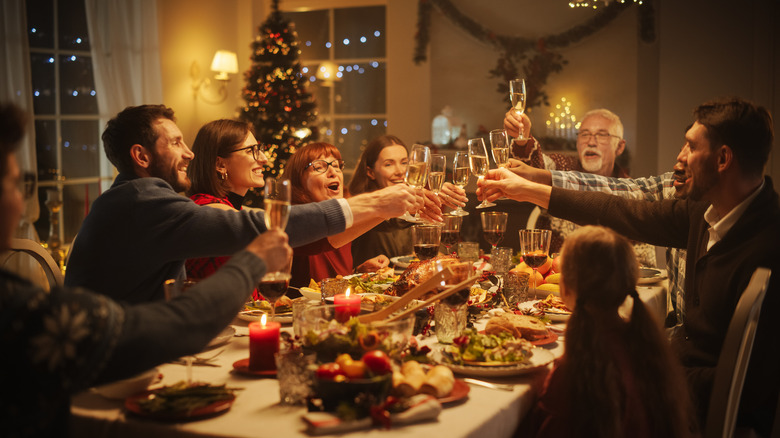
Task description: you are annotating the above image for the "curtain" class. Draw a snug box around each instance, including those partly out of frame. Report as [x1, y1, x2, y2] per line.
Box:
[84, 0, 163, 130]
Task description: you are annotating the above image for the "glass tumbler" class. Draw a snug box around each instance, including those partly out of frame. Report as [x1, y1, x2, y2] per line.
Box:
[275, 350, 316, 406]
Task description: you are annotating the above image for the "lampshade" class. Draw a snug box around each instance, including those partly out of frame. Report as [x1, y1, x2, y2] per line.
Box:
[211, 50, 238, 80]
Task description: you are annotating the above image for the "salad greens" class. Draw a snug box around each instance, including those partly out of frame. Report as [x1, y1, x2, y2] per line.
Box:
[443, 328, 533, 364]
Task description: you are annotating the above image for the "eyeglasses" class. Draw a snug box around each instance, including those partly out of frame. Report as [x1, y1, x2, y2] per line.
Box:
[18, 172, 36, 200]
[576, 131, 620, 143]
[306, 159, 345, 174]
[230, 144, 265, 161]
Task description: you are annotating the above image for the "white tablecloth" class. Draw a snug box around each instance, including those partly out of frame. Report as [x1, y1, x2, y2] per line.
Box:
[70, 282, 667, 438]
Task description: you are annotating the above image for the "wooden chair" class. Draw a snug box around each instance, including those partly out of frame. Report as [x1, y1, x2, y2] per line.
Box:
[2, 238, 64, 289]
[704, 267, 772, 438]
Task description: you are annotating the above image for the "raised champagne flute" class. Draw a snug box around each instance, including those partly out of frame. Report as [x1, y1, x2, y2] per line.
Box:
[468, 138, 495, 209]
[509, 78, 527, 141]
[412, 224, 441, 261]
[451, 151, 470, 216]
[428, 154, 446, 196]
[261, 177, 292, 320]
[519, 229, 551, 297]
[400, 144, 430, 222]
[481, 211, 508, 254]
[489, 129, 510, 169]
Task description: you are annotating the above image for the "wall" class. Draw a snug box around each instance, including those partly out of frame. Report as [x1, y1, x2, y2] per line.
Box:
[157, 0, 779, 179]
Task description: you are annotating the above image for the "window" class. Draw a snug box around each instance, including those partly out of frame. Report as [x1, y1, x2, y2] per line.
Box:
[282, 4, 387, 171]
[27, 0, 108, 246]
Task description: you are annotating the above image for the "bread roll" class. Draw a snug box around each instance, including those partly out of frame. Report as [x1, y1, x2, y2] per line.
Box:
[420, 365, 454, 398]
[393, 361, 427, 397]
[484, 313, 547, 340]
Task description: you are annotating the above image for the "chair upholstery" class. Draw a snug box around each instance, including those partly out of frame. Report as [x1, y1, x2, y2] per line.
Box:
[704, 267, 772, 438]
[2, 238, 64, 289]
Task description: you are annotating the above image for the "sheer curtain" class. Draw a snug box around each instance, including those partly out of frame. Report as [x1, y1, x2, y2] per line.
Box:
[84, 0, 163, 170]
[1, 1, 40, 233]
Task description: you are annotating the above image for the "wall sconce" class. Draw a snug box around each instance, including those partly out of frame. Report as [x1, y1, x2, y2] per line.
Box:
[191, 50, 239, 104]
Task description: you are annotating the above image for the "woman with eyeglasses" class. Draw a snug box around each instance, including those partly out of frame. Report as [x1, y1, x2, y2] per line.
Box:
[185, 119, 270, 287]
[283, 142, 399, 287]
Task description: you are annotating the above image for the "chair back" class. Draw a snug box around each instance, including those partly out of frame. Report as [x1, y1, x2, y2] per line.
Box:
[704, 267, 771, 438]
[2, 238, 64, 289]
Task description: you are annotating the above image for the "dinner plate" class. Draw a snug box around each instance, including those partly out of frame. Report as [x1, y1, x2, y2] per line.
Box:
[237, 311, 293, 323]
[125, 390, 235, 421]
[206, 326, 235, 349]
[444, 348, 555, 378]
[438, 379, 470, 405]
[544, 312, 571, 323]
[231, 358, 277, 377]
[390, 255, 416, 269]
[637, 267, 667, 285]
[530, 330, 558, 346]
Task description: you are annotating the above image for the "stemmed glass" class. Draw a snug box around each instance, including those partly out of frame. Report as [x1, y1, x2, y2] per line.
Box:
[400, 144, 430, 223]
[469, 138, 495, 209]
[489, 129, 510, 169]
[509, 78, 527, 141]
[411, 224, 441, 261]
[440, 214, 462, 255]
[480, 211, 508, 254]
[427, 154, 446, 196]
[451, 152, 470, 216]
[519, 229, 551, 297]
[261, 177, 292, 320]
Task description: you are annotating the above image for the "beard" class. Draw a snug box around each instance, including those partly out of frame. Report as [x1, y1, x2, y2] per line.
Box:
[149, 154, 191, 193]
[581, 156, 603, 174]
[687, 162, 719, 201]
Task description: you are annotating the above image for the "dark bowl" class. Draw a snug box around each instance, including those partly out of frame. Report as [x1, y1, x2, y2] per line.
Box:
[311, 373, 392, 413]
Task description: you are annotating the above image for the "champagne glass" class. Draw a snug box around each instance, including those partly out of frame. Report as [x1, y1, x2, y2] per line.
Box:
[509, 78, 527, 141]
[468, 138, 495, 209]
[400, 144, 430, 222]
[480, 211, 508, 254]
[489, 129, 510, 168]
[451, 152, 470, 216]
[262, 177, 292, 320]
[264, 177, 291, 231]
[427, 154, 446, 196]
[440, 214, 462, 254]
[519, 229, 551, 297]
[411, 224, 441, 261]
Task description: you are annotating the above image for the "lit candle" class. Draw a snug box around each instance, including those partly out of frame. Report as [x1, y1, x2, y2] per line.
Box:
[248, 314, 281, 371]
[333, 288, 361, 322]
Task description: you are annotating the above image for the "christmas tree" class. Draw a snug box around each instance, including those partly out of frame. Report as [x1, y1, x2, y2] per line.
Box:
[240, 0, 318, 191]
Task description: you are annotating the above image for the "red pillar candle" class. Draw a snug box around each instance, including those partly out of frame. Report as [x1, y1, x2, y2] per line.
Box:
[334, 289, 361, 322]
[248, 315, 281, 371]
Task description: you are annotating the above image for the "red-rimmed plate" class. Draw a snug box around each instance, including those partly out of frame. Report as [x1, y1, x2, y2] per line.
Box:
[125, 390, 235, 421]
[232, 358, 277, 377]
[438, 379, 470, 405]
[530, 330, 558, 346]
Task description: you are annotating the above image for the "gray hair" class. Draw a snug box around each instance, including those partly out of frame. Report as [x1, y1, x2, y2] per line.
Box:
[582, 108, 624, 139]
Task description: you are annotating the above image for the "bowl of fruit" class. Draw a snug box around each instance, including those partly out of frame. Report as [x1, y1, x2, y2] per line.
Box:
[298, 304, 415, 364]
[311, 350, 394, 414]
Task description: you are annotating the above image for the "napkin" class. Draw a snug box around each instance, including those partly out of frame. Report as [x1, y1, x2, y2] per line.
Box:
[302, 394, 442, 435]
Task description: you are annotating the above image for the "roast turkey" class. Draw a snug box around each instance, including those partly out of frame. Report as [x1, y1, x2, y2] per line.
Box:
[385, 254, 460, 296]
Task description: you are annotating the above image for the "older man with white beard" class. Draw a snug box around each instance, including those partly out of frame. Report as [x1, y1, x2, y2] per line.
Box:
[502, 108, 657, 266]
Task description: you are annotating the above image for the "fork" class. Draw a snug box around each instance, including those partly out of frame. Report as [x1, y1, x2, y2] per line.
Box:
[463, 378, 515, 391]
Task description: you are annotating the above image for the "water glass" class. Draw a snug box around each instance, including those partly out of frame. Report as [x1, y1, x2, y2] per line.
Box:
[491, 247, 514, 275]
[275, 350, 316, 406]
[292, 297, 319, 337]
[434, 301, 468, 344]
[504, 271, 530, 307]
[458, 242, 479, 264]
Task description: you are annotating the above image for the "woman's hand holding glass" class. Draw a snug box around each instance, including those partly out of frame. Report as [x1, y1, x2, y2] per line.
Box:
[469, 138, 496, 209]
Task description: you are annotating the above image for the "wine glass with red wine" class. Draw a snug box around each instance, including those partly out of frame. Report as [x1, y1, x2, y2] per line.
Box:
[519, 229, 552, 296]
[481, 211, 508, 254]
[441, 214, 463, 255]
[412, 224, 442, 261]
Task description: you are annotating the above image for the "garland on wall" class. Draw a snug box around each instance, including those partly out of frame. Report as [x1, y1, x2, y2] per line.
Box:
[415, 0, 655, 109]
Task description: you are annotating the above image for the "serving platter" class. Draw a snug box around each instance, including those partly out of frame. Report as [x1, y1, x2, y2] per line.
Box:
[438, 379, 470, 404]
[637, 267, 667, 285]
[125, 390, 235, 421]
[444, 348, 555, 378]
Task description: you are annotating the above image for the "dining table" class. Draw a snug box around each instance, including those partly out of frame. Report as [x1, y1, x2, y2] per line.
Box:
[70, 277, 668, 438]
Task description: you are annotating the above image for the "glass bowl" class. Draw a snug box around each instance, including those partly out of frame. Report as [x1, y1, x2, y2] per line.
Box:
[297, 304, 415, 363]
